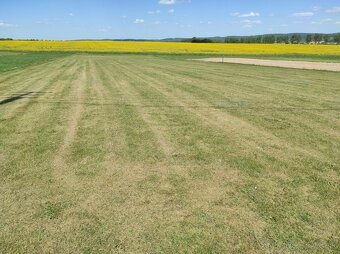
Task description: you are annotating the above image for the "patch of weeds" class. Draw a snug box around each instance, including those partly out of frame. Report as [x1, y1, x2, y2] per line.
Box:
[215, 98, 247, 108]
[36, 201, 67, 219]
[74, 164, 97, 177]
[161, 173, 189, 205]
[137, 174, 161, 191]
[76, 212, 125, 253]
[263, 116, 292, 130]
[230, 156, 264, 176]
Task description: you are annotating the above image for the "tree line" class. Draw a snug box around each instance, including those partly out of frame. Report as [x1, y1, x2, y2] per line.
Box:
[224, 33, 340, 44]
[183, 37, 214, 43]
[184, 34, 340, 44]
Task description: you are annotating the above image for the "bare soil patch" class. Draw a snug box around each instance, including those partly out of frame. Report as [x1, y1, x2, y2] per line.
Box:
[193, 58, 340, 71]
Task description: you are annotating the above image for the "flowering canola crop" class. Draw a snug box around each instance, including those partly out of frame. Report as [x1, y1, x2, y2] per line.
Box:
[0, 40, 339, 55]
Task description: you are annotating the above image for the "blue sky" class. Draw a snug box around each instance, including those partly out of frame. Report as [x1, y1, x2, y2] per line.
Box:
[1, 0, 340, 40]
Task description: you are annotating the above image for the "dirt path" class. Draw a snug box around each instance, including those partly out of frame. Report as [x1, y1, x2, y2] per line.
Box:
[193, 58, 340, 71]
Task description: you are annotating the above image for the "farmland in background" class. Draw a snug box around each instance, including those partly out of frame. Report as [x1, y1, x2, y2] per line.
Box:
[1, 40, 340, 56]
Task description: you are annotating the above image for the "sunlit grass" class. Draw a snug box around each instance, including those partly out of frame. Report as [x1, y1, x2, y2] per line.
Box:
[0, 53, 339, 253]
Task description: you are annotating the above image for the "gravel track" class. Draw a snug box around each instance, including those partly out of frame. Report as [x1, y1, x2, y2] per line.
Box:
[194, 57, 340, 71]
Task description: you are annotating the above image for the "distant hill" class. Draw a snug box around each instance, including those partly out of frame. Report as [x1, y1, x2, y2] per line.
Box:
[161, 33, 340, 43]
[2, 33, 339, 43]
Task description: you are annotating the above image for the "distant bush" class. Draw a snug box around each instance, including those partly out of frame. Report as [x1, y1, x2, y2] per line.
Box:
[186, 37, 213, 43]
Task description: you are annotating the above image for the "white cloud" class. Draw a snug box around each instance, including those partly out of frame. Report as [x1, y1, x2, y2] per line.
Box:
[148, 10, 161, 14]
[158, 0, 191, 5]
[98, 26, 112, 32]
[325, 7, 340, 13]
[291, 12, 314, 17]
[69, 13, 74, 17]
[311, 18, 332, 25]
[168, 9, 175, 13]
[231, 12, 260, 18]
[159, 0, 176, 4]
[35, 21, 51, 25]
[134, 19, 145, 24]
[313, 6, 321, 11]
[0, 21, 15, 27]
[240, 19, 261, 28]
[121, 15, 127, 19]
[199, 21, 213, 25]
[241, 19, 262, 24]
[336, 21, 340, 25]
[238, 12, 260, 17]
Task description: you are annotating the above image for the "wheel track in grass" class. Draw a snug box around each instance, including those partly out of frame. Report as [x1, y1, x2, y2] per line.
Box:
[103, 57, 235, 161]
[131, 57, 338, 109]
[87, 59, 130, 166]
[1, 54, 339, 253]
[166, 59, 340, 157]
[0, 57, 80, 179]
[107, 58, 340, 250]
[0, 58, 69, 103]
[82, 59, 125, 176]
[106, 58, 263, 159]
[99, 57, 270, 246]
[0, 57, 72, 91]
[128, 58, 331, 150]
[136, 57, 340, 104]
[111, 57, 327, 164]
[53, 58, 88, 186]
[0, 57, 79, 136]
[0, 57, 77, 121]
[98, 58, 175, 158]
[0, 57, 82, 240]
[126, 58, 340, 159]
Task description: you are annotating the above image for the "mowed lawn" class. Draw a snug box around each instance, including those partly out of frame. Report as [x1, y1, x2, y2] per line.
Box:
[0, 53, 339, 253]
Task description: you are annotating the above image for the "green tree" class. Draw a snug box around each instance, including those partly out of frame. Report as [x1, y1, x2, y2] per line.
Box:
[225, 37, 239, 43]
[324, 35, 330, 43]
[277, 35, 289, 44]
[313, 34, 323, 44]
[255, 36, 263, 43]
[291, 34, 301, 44]
[306, 34, 313, 44]
[191, 37, 213, 43]
[262, 35, 276, 44]
[334, 33, 340, 44]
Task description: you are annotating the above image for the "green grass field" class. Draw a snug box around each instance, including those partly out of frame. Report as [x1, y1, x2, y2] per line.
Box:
[0, 52, 339, 253]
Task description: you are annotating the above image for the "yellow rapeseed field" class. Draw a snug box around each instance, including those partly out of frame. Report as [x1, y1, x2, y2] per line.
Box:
[0, 40, 340, 55]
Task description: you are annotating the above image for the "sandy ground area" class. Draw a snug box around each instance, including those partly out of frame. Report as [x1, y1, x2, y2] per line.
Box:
[193, 58, 340, 72]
